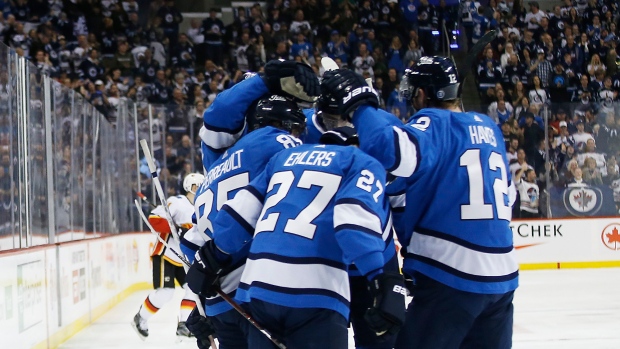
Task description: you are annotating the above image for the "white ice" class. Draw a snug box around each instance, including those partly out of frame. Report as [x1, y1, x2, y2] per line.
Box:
[58, 268, 620, 349]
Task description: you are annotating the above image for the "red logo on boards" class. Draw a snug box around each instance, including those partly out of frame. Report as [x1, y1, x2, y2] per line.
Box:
[601, 224, 620, 250]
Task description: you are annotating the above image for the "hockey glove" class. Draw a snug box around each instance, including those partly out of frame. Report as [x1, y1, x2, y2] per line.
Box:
[186, 240, 230, 297]
[320, 69, 379, 119]
[364, 272, 407, 338]
[186, 306, 216, 346]
[262, 59, 320, 102]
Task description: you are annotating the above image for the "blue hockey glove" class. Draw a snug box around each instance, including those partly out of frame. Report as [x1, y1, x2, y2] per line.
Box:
[364, 272, 406, 338]
[186, 240, 230, 297]
[262, 59, 320, 103]
[321, 69, 378, 119]
[186, 306, 216, 349]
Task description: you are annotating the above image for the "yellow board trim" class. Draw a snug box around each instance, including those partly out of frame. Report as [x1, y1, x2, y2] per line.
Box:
[520, 260, 620, 270]
[32, 282, 151, 349]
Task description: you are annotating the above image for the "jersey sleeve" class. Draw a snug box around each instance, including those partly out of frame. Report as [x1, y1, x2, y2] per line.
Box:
[180, 225, 208, 263]
[352, 105, 438, 178]
[200, 75, 269, 152]
[211, 163, 272, 258]
[333, 151, 388, 279]
[386, 176, 407, 241]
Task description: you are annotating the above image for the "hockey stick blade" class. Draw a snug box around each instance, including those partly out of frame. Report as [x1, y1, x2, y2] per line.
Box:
[460, 29, 497, 83]
[321, 56, 339, 71]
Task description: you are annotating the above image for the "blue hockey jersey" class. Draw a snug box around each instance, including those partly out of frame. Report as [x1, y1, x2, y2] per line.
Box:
[211, 144, 391, 319]
[182, 126, 302, 316]
[352, 105, 519, 294]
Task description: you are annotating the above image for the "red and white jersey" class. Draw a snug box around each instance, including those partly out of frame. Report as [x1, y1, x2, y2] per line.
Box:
[148, 195, 194, 265]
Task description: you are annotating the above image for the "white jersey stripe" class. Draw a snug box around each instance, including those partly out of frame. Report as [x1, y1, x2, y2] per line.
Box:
[225, 189, 263, 227]
[391, 126, 418, 177]
[240, 257, 350, 302]
[408, 231, 519, 277]
[334, 202, 383, 236]
[199, 123, 246, 150]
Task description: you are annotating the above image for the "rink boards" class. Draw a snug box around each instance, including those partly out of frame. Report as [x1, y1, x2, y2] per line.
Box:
[0, 233, 153, 349]
[2, 217, 620, 349]
[512, 217, 620, 269]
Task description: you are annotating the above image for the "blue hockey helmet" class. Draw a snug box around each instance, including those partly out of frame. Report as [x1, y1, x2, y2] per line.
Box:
[253, 95, 306, 135]
[399, 56, 461, 103]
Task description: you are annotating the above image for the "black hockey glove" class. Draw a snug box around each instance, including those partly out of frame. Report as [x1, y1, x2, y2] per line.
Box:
[197, 338, 212, 349]
[262, 59, 320, 103]
[321, 69, 379, 119]
[186, 306, 216, 349]
[364, 272, 407, 338]
[186, 240, 230, 297]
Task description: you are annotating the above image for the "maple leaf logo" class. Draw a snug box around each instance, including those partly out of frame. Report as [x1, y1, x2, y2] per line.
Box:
[573, 190, 593, 209]
[606, 227, 620, 244]
[601, 224, 620, 250]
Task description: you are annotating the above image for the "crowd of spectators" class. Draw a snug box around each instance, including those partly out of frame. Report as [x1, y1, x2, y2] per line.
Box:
[2, 0, 620, 216]
[463, 0, 620, 217]
[0, 0, 463, 195]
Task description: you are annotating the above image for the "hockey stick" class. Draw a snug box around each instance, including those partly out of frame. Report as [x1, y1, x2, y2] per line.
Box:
[135, 199, 192, 266]
[133, 199, 286, 349]
[134, 200, 217, 348]
[140, 140, 180, 243]
[458, 29, 497, 111]
[321, 56, 374, 88]
[136, 191, 156, 209]
[136, 190, 183, 233]
[139, 139, 208, 319]
[140, 140, 286, 349]
[461, 29, 497, 84]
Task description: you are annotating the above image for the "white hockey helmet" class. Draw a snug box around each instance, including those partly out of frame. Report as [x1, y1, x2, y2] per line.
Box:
[183, 173, 205, 194]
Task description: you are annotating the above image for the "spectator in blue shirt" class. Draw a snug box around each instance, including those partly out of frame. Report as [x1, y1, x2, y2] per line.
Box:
[290, 33, 312, 59]
[326, 30, 349, 63]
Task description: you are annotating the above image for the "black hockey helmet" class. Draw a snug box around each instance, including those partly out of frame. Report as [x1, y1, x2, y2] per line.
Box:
[399, 56, 461, 103]
[253, 95, 306, 135]
[319, 126, 359, 146]
[314, 92, 342, 130]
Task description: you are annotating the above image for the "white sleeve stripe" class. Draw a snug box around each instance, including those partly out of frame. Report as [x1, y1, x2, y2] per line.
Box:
[334, 203, 382, 236]
[225, 189, 263, 228]
[390, 126, 419, 177]
[381, 214, 393, 242]
[199, 123, 246, 150]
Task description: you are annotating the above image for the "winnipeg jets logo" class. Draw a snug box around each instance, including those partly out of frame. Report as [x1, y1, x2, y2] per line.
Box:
[563, 186, 603, 216]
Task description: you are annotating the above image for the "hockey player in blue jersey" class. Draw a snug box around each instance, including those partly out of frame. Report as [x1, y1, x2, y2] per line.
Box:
[186, 138, 406, 349]
[321, 56, 519, 349]
[320, 126, 402, 349]
[182, 96, 306, 349]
